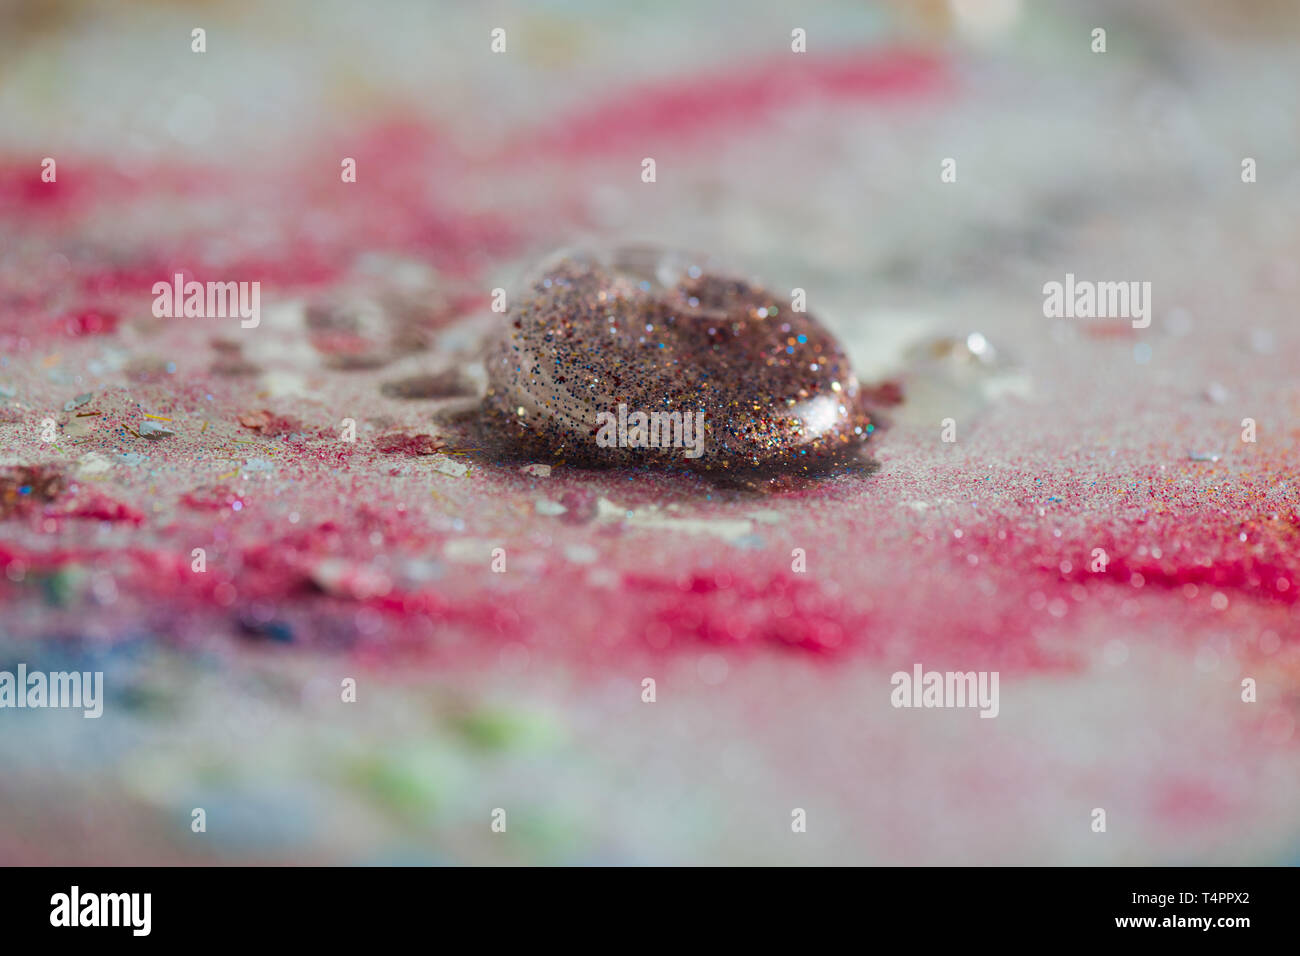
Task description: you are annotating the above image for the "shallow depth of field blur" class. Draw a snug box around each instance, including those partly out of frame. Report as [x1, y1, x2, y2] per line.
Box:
[2, 1, 1299, 864]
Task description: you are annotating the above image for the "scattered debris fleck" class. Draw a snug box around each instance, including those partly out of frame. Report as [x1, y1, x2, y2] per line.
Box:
[376, 432, 445, 456]
[430, 454, 469, 477]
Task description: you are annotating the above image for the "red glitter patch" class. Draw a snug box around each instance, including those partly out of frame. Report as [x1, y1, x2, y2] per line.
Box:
[375, 432, 445, 456]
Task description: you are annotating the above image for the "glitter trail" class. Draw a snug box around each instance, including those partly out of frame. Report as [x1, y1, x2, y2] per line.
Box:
[516, 49, 948, 160]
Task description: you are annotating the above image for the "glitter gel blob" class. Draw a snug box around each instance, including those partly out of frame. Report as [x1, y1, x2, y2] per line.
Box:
[482, 246, 874, 474]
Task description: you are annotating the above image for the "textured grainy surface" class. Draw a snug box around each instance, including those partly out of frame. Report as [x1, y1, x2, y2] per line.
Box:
[1, 0, 1299, 864]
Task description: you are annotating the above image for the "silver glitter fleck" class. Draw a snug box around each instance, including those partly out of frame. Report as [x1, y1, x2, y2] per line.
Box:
[139, 420, 175, 439]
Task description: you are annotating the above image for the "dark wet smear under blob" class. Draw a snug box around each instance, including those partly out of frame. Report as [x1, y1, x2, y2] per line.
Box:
[476, 247, 881, 489]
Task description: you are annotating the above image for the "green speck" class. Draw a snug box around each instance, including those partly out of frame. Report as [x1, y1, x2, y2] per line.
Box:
[453, 708, 559, 752]
[41, 566, 85, 607]
[347, 749, 443, 815]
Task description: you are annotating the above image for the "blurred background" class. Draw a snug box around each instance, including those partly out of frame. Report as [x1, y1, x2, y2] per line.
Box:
[2, 1, 1299, 865]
